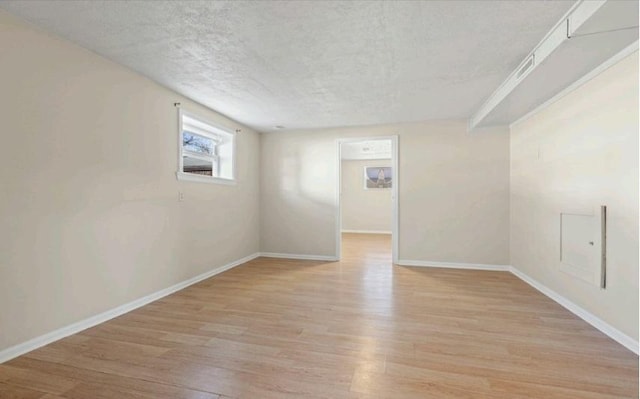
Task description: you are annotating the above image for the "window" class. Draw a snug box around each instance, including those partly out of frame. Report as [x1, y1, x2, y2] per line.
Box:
[177, 110, 235, 184]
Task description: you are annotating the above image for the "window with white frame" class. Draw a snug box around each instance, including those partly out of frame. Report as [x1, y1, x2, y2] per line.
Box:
[177, 110, 235, 183]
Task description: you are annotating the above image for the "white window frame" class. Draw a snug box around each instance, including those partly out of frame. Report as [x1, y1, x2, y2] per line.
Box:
[176, 109, 236, 185]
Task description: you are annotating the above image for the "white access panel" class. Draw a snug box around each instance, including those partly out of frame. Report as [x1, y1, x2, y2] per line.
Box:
[560, 207, 606, 288]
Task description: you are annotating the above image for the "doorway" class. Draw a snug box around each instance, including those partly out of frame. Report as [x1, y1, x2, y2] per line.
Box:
[336, 136, 398, 263]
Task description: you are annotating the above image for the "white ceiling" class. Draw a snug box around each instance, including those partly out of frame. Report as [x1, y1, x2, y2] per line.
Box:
[0, 0, 574, 132]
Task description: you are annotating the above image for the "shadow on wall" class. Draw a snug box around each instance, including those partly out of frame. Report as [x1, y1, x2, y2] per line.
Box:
[276, 146, 337, 237]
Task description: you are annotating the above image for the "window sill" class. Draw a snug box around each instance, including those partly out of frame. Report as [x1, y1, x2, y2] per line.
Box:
[176, 172, 236, 185]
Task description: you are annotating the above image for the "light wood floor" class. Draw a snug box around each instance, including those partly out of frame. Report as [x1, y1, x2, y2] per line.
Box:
[1, 233, 637, 398]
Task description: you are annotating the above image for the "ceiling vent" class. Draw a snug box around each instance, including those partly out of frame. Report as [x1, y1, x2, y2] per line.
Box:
[470, 0, 639, 129]
[516, 55, 535, 81]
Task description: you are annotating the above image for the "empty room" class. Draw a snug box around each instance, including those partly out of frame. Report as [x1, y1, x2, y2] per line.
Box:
[0, 0, 638, 398]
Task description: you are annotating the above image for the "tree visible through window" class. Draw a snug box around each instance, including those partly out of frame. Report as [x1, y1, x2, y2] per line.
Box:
[178, 110, 235, 182]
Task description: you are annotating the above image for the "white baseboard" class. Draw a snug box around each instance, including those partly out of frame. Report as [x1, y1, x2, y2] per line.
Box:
[397, 259, 510, 271]
[509, 266, 639, 355]
[341, 230, 392, 235]
[0, 252, 261, 364]
[3, 253, 635, 363]
[398, 259, 638, 354]
[259, 252, 338, 262]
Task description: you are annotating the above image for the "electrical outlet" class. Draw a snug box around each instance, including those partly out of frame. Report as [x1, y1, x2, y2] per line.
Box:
[178, 191, 184, 202]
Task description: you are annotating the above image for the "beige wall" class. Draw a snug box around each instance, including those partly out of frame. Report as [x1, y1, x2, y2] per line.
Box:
[261, 122, 510, 264]
[9, 2, 634, 356]
[341, 159, 392, 232]
[0, 10, 260, 351]
[510, 52, 639, 340]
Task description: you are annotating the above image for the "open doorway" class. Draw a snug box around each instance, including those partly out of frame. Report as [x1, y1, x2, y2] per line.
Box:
[336, 136, 398, 263]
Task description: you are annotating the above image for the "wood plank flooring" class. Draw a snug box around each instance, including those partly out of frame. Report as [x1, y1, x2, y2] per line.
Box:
[1, 233, 637, 398]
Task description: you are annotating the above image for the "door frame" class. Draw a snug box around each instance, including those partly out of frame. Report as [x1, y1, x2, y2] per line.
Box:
[335, 135, 399, 263]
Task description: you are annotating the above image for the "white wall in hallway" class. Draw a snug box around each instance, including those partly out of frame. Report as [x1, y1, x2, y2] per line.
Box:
[341, 159, 392, 233]
[260, 121, 510, 265]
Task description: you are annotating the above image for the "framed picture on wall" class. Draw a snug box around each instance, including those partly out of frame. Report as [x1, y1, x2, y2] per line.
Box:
[364, 166, 392, 189]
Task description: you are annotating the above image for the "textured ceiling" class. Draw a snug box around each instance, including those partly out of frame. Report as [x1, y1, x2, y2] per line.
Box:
[0, 0, 574, 132]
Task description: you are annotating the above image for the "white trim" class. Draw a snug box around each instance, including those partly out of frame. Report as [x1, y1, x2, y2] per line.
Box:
[176, 172, 237, 185]
[0, 252, 260, 364]
[396, 259, 638, 354]
[3, 252, 635, 363]
[510, 41, 639, 128]
[259, 252, 338, 262]
[182, 150, 219, 163]
[336, 140, 342, 263]
[336, 136, 399, 264]
[391, 136, 399, 264]
[177, 108, 237, 183]
[179, 109, 236, 137]
[397, 259, 510, 271]
[341, 230, 392, 235]
[509, 266, 639, 355]
[469, 0, 583, 128]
